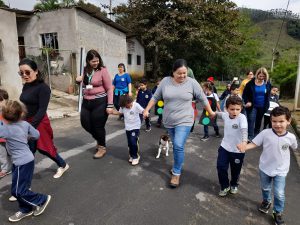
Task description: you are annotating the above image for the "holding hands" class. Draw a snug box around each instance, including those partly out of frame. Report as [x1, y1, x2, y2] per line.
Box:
[237, 142, 247, 153]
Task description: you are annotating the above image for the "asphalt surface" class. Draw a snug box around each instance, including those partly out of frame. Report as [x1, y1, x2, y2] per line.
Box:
[0, 115, 300, 225]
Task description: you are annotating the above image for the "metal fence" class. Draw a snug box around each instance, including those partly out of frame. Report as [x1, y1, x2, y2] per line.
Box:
[20, 45, 78, 94]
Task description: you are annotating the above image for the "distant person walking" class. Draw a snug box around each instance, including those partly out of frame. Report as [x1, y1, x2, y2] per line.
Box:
[112, 63, 132, 120]
[239, 71, 254, 96]
[76, 50, 114, 159]
[242, 67, 271, 140]
[143, 59, 215, 188]
[19, 58, 69, 178]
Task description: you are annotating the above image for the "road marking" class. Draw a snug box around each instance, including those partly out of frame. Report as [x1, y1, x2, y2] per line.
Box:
[0, 129, 125, 190]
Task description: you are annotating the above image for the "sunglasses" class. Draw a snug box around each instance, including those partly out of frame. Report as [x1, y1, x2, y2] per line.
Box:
[18, 70, 32, 76]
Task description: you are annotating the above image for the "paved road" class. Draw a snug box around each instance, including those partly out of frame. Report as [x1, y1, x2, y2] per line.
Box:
[0, 115, 299, 225]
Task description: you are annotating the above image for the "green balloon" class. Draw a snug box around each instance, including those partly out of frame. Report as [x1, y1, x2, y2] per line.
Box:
[202, 117, 210, 125]
[157, 108, 163, 115]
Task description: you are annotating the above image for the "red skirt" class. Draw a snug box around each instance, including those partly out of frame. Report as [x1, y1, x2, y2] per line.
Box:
[27, 114, 58, 157]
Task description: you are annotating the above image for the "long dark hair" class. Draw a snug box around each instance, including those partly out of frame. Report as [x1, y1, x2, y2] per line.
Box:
[171, 59, 187, 76]
[85, 49, 104, 74]
[19, 58, 44, 82]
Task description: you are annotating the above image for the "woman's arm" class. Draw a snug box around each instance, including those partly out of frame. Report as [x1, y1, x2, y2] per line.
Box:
[128, 83, 132, 96]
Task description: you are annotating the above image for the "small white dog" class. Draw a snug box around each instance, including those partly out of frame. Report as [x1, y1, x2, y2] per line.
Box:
[156, 134, 170, 159]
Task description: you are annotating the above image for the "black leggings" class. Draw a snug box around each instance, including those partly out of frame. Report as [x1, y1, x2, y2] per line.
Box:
[80, 97, 108, 146]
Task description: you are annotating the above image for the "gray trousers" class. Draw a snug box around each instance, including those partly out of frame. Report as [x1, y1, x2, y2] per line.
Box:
[0, 143, 12, 172]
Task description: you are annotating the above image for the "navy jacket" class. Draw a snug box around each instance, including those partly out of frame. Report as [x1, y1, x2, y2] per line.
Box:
[136, 89, 152, 108]
[242, 78, 271, 113]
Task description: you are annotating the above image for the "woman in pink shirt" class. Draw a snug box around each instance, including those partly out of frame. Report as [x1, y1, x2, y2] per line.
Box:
[76, 50, 113, 159]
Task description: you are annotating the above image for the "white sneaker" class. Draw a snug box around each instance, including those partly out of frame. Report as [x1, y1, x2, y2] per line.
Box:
[230, 186, 238, 194]
[53, 164, 70, 178]
[131, 156, 140, 166]
[128, 157, 133, 163]
[9, 195, 17, 202]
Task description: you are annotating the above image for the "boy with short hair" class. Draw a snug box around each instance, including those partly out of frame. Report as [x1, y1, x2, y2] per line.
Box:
[136, 79, 152, 131]
[0, 89, 12, 178]
[238, 106, 297, 225]
[215, 96, 248, 196]
[263, 86, 279, 129]
[112, 95, 144, 166]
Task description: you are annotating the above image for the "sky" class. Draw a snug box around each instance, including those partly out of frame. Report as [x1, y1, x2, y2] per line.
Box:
[3, 0, 300, 14]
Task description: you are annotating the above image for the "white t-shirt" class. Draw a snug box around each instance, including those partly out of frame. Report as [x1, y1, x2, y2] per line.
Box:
[119, 102, 144, 131]
[218, 112, 248, 153]
[207, 93, 219, 102]
[252, 129, 298, 176]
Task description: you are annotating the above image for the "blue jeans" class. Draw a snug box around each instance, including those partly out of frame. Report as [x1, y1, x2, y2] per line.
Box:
[259, 170, 286, 213]
[167, 126, 192, 175]
[246, 107, 264, 140]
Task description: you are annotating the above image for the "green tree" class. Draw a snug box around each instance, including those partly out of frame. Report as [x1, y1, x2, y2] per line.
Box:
[271, 58, 298, 97]
[34, 0, 60, 11]
[114, 0, 243, 79]
[0, 0, 8, 7]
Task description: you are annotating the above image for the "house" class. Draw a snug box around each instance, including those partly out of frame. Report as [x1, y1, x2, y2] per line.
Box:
[0, 5, 145, 94]
[0, 8, 23, 100]
[126, 36, 145, 79]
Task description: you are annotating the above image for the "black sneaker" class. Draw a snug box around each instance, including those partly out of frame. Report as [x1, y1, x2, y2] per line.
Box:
[200, 135, 209, 141]
[273, 212, 286, 225]
[258, 200, 271, 214]
[215, 133, 221, 138]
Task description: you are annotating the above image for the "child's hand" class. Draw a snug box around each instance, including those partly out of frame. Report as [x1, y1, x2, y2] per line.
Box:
[143, 110, 149, 118]
[237, 142, 247, 153]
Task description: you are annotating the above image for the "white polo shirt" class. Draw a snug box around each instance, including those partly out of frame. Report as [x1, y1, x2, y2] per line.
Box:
[218, 112, 248, 153]
[252, 129, 298, 177]
[119, 102, 144, 131]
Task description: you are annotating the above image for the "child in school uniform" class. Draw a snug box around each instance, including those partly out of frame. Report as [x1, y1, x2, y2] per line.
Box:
[0, 89, 12, 178]
[263, 86, 279, 129]
[238, 106, 297, 225]
[0, 100, 51, 222]
[112, 95, 144, 166]
[200, 82, 221, 141]
[216, 96, 248, 196]
[136, 79, 152, 132]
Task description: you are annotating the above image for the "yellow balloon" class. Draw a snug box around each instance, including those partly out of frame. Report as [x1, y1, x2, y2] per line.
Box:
[157, 100, 164, 107]
[205, 111, 209, 116]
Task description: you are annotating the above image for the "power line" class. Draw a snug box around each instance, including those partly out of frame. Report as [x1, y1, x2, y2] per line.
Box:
[271, 0, 290, 71]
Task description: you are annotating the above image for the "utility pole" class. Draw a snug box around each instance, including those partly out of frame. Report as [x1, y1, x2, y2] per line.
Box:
[271, 48, 275, 72]
[109, 0, 112, 20]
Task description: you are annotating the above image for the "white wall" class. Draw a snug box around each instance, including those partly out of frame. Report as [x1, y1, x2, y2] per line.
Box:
[127, 38, 145, 78]
[0, 9, 22, 100]
[75, 9, 127, 78]
[17, 8, 77, 70]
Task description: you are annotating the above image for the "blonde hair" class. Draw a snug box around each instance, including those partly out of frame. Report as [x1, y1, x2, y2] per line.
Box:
[2, 100, 27, 122]
[255, 67, 269, 82]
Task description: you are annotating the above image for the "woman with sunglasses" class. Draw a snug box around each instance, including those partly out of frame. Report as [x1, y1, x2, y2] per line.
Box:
[19, 58, 69, 179]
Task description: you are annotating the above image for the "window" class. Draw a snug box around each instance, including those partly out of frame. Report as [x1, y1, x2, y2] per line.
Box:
[0, 39, 3, 61]
[137, 55, 141, 65]
[128, 54, 132, 65]
[40, 33, 59, 49]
